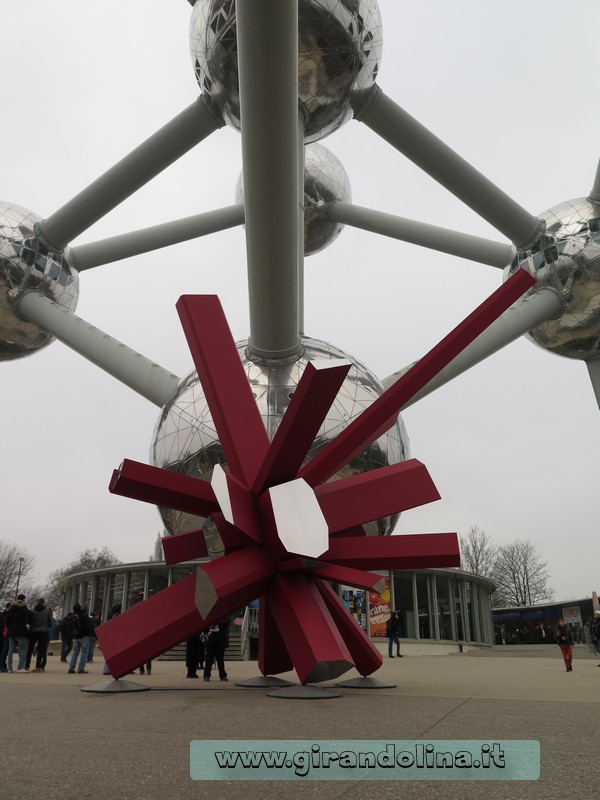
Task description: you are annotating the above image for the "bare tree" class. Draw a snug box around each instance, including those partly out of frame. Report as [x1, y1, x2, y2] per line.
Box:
[44, 547, 120, 617]
[148, 532, 164, 562]
[459, 526, 498, 578]
[0, 542, 35, 604]
[492, 540, 554, 607]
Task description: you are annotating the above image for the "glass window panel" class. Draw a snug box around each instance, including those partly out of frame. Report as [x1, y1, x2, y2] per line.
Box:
[107, 573, 125, 613]
[172, 566, 195, 584]
[148, 569, 169, 600]
[392, 572, 416, 639]
[478, 586, 491, 644]
[465, 581, 475, 642]
[94, 576, 106, 619]
[415, 573, 433, 639]
[80, 580, 92, 611]
[454, 579, 465, 641]
[72, 583, 81, 606]
[435, 576, 452, 640]
[127, 571, 146, 609]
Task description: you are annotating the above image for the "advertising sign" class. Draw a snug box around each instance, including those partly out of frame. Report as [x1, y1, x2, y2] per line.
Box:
[368, 577, 391, 638]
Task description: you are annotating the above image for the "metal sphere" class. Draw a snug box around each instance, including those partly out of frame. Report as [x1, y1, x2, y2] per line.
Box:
[190, 0, 383, 143]
[151, 336, 409, 546]
[0, 202, 79, 361]
[504, 197, 600, 360]
[235, 143, 351, 256]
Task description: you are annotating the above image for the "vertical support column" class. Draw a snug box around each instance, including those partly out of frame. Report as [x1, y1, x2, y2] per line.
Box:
[236, 0, 301, 359]
[411, 572, 419, 641]
[298, 115, 306, 336]
[588, 159, 600, 204]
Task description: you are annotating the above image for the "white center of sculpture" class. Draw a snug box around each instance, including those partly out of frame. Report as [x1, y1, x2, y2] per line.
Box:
[268, 478, 329, 559]
[211, 463, 233, 523]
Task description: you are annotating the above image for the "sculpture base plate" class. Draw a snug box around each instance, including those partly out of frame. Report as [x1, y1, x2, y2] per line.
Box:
[267, 684, 342, 699]
[235, 676, 295, 688]
[81, 679, 151, 694]
[334, 676, 396, 689]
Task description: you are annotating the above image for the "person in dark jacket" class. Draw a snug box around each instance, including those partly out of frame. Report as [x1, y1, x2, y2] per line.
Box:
[591, 610, 600, 662]
[6, 594, 30, 672]
[67, 603, 92, 674]
[0, 602, 11, 672]
[87, 611, 101, 663]
[203, 621, 229, 682]
[186, 631, 206, 679]
[58, 610, 78, 663]
[556, 618, 574, 672]
[386, 611, 402, 658]
[0, 605, 6, 672]
[26, 598, 52, 672]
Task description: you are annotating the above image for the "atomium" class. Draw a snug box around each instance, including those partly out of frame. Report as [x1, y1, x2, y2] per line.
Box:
[190, 0, 383, 142]
[0, 202, 79, 361]
[235, 142, 352, 256]
[151, 335, 409, 539]
[505, 197, 600, 360]
[2, 1, 599, 684]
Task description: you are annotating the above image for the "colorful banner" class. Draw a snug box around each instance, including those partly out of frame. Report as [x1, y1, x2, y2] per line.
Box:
[341, 587, 366, 631]
[368, 577, 391, 638]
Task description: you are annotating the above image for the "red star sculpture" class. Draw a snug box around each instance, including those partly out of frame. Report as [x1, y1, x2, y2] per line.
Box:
[96, 269, 534, 682]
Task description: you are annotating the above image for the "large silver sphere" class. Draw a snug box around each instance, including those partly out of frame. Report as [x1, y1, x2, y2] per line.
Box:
[504, 197, 600, 360]
[190, 0, 383, 143]
[0, 202, 79, 361]
[235, 143, 352, 256]
[151, 336, 409, 542]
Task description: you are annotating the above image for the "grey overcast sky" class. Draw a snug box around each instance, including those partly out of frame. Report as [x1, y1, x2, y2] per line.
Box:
[1, 0, 598, 601]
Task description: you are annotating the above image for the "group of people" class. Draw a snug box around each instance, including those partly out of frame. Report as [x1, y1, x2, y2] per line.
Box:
[185, 621, 229, 681]
[0, 595, 55, 673]
[58, 602, 101, 674]
[1, 595, 232, 679]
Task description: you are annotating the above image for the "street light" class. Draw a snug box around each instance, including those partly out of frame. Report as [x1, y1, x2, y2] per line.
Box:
[14, 557, 24, 599]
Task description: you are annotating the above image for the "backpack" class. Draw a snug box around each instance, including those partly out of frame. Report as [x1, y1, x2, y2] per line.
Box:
[60, 612, 80, 638]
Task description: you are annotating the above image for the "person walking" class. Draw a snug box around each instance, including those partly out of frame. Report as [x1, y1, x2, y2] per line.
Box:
[186, 632, 206, 679]
[556, 618, 574, 672]
[26, 598, 52, 672]
[386, 611, 402, 658]
[0, 602, 11, 672]
[58, 610, 78, 663]
[591, 610, 600, 665]
[87, 611, 100, 663]
[6, 594, 30, 673]
[67, 603, 92, 674]
[203, 621, 229, 682]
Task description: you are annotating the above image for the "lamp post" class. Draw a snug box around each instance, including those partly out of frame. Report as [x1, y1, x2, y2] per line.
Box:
[14, 557, 24, 599]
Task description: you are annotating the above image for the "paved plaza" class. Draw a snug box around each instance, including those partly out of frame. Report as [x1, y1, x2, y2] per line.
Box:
[3, 646, 597, 800]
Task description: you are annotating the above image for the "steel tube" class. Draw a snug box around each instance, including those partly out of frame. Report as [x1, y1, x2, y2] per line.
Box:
[17, 292, 181, 407]
[236, 0, 301, 359]
[330, 202, 514, 268]
[70, 205, 244, 270]
[588, 159, 600, 204]
[355, 87, 543, 250]
[36, 96, 223, 252]
[382, 287, 564, 404]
